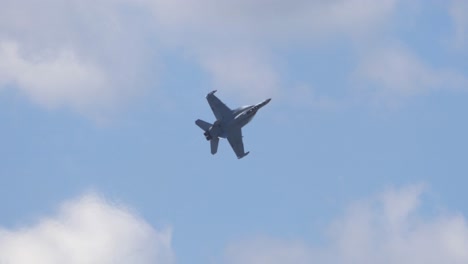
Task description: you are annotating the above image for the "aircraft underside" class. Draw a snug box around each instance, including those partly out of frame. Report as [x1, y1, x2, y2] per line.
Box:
[195, 90, 270, 159]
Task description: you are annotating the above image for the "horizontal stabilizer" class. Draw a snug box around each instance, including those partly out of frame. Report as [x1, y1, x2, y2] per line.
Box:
[195, 119, 212, 132]
[211, 137, 219, 155]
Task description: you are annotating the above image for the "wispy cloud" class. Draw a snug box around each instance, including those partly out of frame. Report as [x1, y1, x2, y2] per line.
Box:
[355, 45, 468, 103]
[147, 0, 401, 101]
[0, 0, 402, 115]
[286, 84, 340, 110]
[0, 0, 465, 114]
[223, 184, 468, 264]
[0, 0, 153, 117]
[0, 193, 174, 264]
[0, 41, 109, 114]
[147, 0, 399, 42]
[450, 0, 468, 50]
[200, 48, 280, 101]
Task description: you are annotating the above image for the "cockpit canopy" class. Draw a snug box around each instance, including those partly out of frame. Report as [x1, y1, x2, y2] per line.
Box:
[232, 105, 253, 116]
[246, 105, 260, 114]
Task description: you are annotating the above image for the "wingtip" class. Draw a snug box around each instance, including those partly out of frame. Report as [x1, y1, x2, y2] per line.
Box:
[237, 151, 250, 159]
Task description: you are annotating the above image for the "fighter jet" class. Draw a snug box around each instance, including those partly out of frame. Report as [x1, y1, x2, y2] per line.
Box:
[195, 90, 271, 159]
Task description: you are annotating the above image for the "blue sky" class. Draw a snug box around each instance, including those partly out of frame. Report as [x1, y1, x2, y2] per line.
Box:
[1, 1, 468, 263]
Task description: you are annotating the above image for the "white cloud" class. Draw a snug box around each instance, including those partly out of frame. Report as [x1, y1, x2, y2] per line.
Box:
[0, 41, 110, 113]
[0, 0, 439, 113]
[0, 0, 153, 116]
[148, 0, 399, 42]
[1, 0, 463, 112]
[355, 45, 468, 101]
[0, 193, 174, 264]
[147, 0, 468, 106]
[147, 0, 401, 102]
[201, 49, 280, 101]
[224, 184, 468, 264]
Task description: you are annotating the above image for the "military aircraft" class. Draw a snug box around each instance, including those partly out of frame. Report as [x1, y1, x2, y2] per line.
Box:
[195, 90, 271, 159]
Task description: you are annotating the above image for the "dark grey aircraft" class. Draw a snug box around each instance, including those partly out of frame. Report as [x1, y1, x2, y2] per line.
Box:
[195, 90, 271, 159]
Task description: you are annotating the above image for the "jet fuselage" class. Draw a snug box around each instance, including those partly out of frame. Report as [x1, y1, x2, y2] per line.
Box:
[196, 90, 271, 159]
[207, 98, 271, 139]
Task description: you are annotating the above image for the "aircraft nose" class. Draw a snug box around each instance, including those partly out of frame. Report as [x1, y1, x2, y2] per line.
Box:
[261, 98, 271, 106]
[254, 98, 272, 109]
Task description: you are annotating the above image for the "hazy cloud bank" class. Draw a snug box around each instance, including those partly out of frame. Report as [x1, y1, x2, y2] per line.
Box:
[2, 184, 467, 264]
[224, 184, 468, 264]
[0, 0, 466, 115]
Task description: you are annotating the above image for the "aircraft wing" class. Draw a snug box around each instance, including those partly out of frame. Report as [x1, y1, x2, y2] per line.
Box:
[206, 90, 232, 121]
[227, 128, 249, 159]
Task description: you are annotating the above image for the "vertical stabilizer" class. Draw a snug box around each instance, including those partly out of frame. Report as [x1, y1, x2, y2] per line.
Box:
[210, 137, 219, 155]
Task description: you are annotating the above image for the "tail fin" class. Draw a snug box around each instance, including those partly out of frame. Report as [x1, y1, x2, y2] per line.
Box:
[210, 137, 219, 155]
[195, 119, 212, 132]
